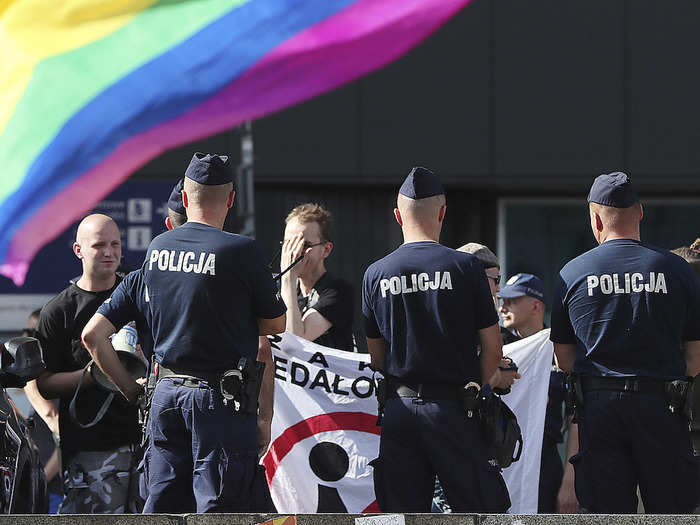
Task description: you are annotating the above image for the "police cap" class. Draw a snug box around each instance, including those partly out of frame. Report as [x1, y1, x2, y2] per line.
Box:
[185, 152, 234, 186]
[167, 178, 185, 215]
[587, 172, 638, 208]
[498, 273, 545, 302]
[399, 167, 444, 199]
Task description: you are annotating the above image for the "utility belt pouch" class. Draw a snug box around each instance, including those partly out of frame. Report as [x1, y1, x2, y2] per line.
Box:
[220, 357, 264, 414]
[666, 379, 690, 413]
[479, 385, 523, 469]
[374, 375, 386, 426]
[564, 373, 584, 423]
[460, 382, 481, 418]
[683, 373, 700, 456]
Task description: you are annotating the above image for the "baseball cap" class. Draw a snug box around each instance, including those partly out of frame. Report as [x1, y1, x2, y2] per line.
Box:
[184, 152, 234, 186]
[587, 172, 638, 208]
[399, 167, 444, 199]
[167, 178, 185, 215]
[498, 273, 545, 301]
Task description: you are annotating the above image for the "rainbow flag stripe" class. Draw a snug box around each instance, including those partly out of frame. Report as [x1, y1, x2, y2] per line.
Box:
[0, 0, 471, 285]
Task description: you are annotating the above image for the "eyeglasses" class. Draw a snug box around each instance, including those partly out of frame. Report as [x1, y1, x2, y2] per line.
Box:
[486, 274, 501, 285]
[279, 240, 326, 250]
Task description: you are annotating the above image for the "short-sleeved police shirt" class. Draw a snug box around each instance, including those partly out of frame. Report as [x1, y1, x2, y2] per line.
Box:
[143, 222, 285, 373]
[97, 269, 153, 361]
[297, 272, 354, 351]
[362, 241, 498, 385]
[551, 239, 700, 379]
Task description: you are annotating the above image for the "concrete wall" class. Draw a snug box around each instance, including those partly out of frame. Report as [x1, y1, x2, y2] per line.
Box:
[1, 514, 699, 525]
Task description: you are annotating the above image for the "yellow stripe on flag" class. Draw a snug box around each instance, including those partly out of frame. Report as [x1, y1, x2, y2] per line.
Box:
[0, 0, 156, 134]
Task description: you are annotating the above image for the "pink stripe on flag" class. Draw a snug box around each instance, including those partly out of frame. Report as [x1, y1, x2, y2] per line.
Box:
[5, 0, 472, 285]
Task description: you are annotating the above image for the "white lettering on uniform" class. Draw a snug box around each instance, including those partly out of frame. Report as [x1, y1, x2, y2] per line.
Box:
[401, 275, 413, 294]
[193, 253, 205, 273]
[417, 273, 429, 291]
[429, 272, 440, 290]
[149, 250, 216, 276]
[587, 275, 599, 296]
[655, 272, 667, 294]
[182, 252, 195, 272]
[586, 272, 668, 296]
[389, 276, 401, 295]
[157, 251, 169, 271]
[631, 273, 644, 292]
[378, 271, 453, 297]
[148, 250, 159, 270]
[380, 280, 391, 298]
[202, 253, 216, 276]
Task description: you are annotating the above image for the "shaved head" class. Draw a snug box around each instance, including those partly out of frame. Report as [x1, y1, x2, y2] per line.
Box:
[397, 193, 445, 221]
[74, 214, 121, 288]
[394, 193, 446, 243]
[76, 214, 119, 244]
[183, 178, 233, 208]
[589, 202, 642, 230]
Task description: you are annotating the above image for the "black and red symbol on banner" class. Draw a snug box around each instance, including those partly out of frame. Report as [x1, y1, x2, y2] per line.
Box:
[263, 412, 381, 513]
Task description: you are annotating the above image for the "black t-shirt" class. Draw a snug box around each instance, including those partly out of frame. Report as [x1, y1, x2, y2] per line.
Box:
[297, 272, 354, 352]
[362, 241, 498, 385]
[36, 280, 141, 463]
[142, 222, 286, 372]
[551, 239, 700, 378]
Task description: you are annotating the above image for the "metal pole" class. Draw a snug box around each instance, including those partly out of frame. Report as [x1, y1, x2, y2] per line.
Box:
[237, 121, 255, 238]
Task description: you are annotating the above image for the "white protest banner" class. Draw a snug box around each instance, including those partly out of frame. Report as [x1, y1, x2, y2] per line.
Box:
[262, 330, 553, 514]
[262, 332, 381, 513]
[501, 328, 555, 514]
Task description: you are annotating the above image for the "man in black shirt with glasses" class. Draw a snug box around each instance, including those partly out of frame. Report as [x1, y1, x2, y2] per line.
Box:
[280, 203, 354, 351]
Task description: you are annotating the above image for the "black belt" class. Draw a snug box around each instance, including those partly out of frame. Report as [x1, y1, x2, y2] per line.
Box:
[157, 365, 222, 386]
[580, 376, 668, 396]
[390, 383, 462, 400]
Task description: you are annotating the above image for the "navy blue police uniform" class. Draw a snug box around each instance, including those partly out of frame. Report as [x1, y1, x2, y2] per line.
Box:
[96, 178, 186, 504]
[499, 274, 565, 513]
[362, 167, 510, 513]
[97, 178, 187, 364]
[138, 154, 286, 513]
[551, 172, 700, 513]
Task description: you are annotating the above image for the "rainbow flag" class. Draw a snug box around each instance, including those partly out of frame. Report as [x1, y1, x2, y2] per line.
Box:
[0, 0, 471, 285]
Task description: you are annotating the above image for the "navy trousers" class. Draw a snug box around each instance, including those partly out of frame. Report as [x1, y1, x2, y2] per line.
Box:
[142, 378, 258, 513]
[373, 397, 510, 513]
[538, 438, 564, 513]
[572, 390, 700, 513]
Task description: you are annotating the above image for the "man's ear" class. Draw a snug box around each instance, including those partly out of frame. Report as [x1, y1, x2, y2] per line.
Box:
[182, 190, 189, 209]
[73, 242, 82, 259]
[394, 208, 403, 227]
[595, 212, 604, 232]
[322, 241, 334, 259]
[165, 217, 174, 231]
[638, 202, 644, 221]
[227, 190, 235, 209]
[438, 203, 447, 223]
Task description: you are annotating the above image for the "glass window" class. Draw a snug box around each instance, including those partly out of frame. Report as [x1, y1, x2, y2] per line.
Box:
[498, 198, 700, 317]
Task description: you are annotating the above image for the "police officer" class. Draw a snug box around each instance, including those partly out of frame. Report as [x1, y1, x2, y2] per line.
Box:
[83, 153, 286, 513]
[362, 167, 513, 513]
[551, 172, 700, 513]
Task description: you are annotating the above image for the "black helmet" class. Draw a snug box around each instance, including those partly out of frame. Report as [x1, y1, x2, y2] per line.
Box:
[1, 337, 46, 387]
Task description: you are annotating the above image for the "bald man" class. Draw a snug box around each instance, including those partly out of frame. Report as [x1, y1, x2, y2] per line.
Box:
[362, 167, 512, 513]
[36, 214, 142, 514]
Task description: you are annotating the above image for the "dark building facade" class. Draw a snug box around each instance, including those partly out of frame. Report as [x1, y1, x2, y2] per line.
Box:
[132, 0, 700, 343]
